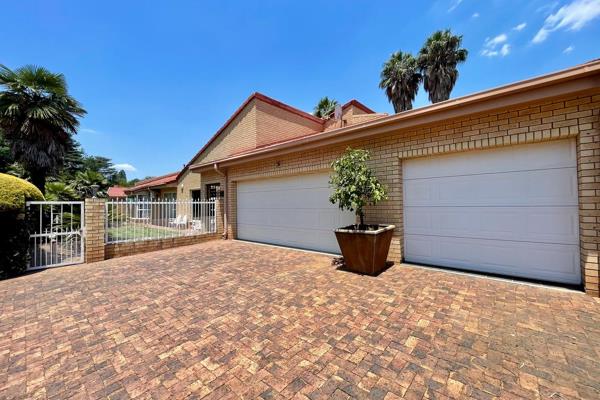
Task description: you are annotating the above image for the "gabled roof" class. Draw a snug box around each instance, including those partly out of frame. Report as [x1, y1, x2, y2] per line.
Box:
[177, 92, 324, 180]
[189, 58, 600, 171]
[107, 186, 126, 198]
[342, 99, 375, 114]
[126, 171, 179, 193]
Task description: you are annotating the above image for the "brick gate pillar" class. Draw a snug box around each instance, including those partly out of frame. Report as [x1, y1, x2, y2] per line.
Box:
[215, 198, 224, 236]
[84, 198, 106, 263]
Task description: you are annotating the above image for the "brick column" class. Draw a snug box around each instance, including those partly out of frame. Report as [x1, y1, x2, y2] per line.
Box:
[578, 98, 600, 297]
[84, 198, 106, 263]
[215, 198, 224, 235]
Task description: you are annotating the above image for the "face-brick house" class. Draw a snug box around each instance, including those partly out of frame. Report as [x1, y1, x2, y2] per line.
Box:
[172, 60, 600, 296]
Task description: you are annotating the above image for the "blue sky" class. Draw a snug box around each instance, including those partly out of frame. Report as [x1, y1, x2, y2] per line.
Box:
[1, 0, 599, 179]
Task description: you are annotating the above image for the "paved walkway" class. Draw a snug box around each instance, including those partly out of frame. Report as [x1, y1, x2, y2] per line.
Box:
[0, 240, 599, 399]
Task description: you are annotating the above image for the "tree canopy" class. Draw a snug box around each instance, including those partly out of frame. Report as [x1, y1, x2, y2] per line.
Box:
[0, 64, 86, 192]
[380, 51, 422, 113]
[329, 148, 387, 227]
[418, 29, 468, 103]
[313, 97, 339, 119]
[0, 64, 136, 199]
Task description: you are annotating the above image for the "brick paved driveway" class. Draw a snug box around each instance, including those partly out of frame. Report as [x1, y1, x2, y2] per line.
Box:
[1, 241, 599, 399]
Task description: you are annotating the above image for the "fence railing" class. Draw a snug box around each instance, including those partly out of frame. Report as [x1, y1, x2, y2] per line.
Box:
[27, 201, 85, 270]
[105, 199, 216, 244]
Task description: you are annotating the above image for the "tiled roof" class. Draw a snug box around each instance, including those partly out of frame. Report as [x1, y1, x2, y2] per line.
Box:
[188, 58, 600, 170]
[107, 186, 127, 198]
[125, 171, 179, 193]
[177, 92, 329, 180]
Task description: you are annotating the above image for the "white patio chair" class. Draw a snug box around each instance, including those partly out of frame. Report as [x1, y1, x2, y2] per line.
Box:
[191, 219, 203, 231]
[169, 215, 182, 226]
[178, 215, 188, 228]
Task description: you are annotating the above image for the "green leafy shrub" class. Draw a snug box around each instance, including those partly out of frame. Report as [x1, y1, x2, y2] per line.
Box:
[0, 173, 44, 211]
[0, 173, 44, 278]
[329, 148, 387, 227]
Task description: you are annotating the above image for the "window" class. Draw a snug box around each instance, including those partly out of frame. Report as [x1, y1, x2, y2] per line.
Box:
[136, 194, 150, 219]
[163, 192, 176, 218]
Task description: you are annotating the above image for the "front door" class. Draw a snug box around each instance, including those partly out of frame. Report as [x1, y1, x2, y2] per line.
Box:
[206, 183, 219, 218]
[205, 183, 219, 201]
[191, 190, 202, 219]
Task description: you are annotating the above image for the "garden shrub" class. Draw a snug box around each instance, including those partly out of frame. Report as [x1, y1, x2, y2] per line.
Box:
[0, 173, 44, 278]
[0, 173, 44, 211]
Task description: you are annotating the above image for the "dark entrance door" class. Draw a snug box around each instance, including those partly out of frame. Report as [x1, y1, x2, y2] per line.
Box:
[205, 184, 219, 200]
[191, 189, 202, 219]
[206, 184, 219, 217]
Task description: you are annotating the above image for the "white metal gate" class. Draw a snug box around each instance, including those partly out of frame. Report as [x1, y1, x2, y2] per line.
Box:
[27, 201, 85, 270]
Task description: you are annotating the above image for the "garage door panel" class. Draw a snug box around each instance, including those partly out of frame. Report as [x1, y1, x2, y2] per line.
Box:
[237, 173, 355, 253]
[405, 234, 580, 284]
[237, 173, 330, 192]
[403, 140, 581, 284]
[238, 186, 337, 210]
[238, 208, 351, 231]
[237, 224, 340, 253]
[403, 139, 576, 179]
[404, 168, 578, 207]
[405, 206, 579, 244]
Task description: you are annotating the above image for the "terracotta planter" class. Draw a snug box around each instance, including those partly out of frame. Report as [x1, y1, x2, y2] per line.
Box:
[334, 224, 395, 275]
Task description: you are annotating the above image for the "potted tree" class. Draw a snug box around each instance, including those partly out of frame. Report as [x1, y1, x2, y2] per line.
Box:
[329, 148, 395, 275]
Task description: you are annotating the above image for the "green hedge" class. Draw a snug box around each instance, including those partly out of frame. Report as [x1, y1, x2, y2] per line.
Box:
[0, 173, 44, 211]
[0, 173, 44, 278]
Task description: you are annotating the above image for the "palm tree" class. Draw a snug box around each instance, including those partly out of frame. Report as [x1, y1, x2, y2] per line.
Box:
[45, 181, 78, 201]
[418, 30, 468, 104]
[0, 64, 86, 192]
[72, 170, 107, 198]
[313, 97, 339, 119]
[379, 51, 422, 113]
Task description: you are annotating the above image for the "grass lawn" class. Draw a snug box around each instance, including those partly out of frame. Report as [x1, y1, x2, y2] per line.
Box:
[107, 224, 185, 242]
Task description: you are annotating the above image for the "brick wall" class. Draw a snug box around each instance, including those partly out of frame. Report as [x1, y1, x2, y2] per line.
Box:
[84, 198, 105, 263]
[220, 91, 600, 296]
[196, 99, 258, 164]
[177, 169, 202, 202]
[255, 100, 323, 147]
[105, 233, 220, 259]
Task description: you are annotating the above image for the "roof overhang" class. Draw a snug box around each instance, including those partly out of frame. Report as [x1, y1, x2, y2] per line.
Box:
[190, 60, 600, 172]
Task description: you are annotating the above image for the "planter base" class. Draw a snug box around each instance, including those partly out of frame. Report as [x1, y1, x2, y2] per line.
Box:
[334, 224, 395, 275]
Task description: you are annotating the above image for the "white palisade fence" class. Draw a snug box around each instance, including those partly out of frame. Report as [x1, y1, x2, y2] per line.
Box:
[27, 201, 85, 270]
[105, 199, 216, 244]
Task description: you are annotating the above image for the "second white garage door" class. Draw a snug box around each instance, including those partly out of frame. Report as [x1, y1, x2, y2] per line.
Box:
[403, 140, 581, 284]
[237, 173, 355, 253]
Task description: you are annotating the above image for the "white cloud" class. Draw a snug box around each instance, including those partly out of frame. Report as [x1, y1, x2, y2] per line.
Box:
[114, 163, 137, 172]
[563, 45, 575, 53]
[484, 33, 508, 48]
[448, 0, 463, 12]
[481, 33, 511, 57]
[481, 49, 499, 57]
[532, 0, 600, 43]
[513, 22, 527, 31]
[537, 1, 559, 14]
[472, 12, 480, 18]
[80, 128, 99, 134]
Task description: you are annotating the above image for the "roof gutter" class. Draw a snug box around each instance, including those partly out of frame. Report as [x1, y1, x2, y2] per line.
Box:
[189, 61, 600, 171]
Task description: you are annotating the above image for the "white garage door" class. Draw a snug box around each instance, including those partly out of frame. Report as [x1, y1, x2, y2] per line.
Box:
[403, 140, 581, 284]
[237, 173, 355, 253]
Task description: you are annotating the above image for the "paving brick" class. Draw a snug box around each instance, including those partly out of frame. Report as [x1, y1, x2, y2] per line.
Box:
[0, 241, 598, 399]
